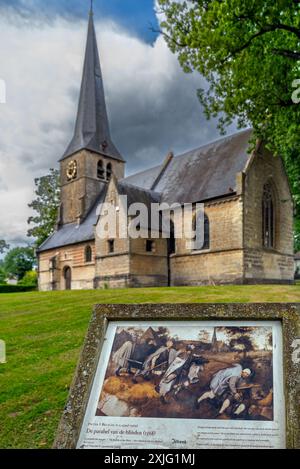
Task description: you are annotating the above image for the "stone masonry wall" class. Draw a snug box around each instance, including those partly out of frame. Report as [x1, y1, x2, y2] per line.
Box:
[243, 144, 294, 283]
[129, 236, 169, 287]
[38, 241, 96, 291]
[60, 150, 125, 224]
[171, 196, 244, 285]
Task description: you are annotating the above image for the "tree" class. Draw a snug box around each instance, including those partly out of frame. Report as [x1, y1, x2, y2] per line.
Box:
[27, 169, 60, 247]
[0, 240, 9, 254]
[0, 267, 6, 284]
[3, 247, 36, 281]
[285, 149, 300, 250]
[157, 0, 300, 248]
[230, 336, 254, 352]
[18, 270, 38, 287]
[198, 330, 211, 343]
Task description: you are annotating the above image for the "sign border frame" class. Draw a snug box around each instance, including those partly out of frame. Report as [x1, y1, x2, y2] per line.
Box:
[54, 303, 300, 449]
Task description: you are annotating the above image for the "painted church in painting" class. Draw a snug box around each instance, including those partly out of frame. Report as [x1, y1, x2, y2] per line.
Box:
[37, 9, 294, 290]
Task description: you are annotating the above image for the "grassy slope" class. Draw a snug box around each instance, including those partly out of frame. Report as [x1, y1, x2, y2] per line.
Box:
[0, 285, 299, 449]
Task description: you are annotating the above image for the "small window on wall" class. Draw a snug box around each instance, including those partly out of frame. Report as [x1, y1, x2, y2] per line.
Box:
[106, 163, 112, 181]
[97, 160, 105, 179]
[108, 239, 115, 254]
[146, 240, 155, 253]
[85, 245, 92, 263]
[49, 257, 57, 270]
[192, 211, 210, 250]
[262, 183, 275, 249]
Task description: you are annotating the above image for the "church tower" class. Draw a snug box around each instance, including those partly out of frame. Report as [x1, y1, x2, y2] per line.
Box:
[211, 327, 217, 352]
[59, 7, 125, 225]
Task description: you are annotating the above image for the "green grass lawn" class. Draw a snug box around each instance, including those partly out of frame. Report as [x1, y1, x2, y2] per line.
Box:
[0, 285, 299, 449]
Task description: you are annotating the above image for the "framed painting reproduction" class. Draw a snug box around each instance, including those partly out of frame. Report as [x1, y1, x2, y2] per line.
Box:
[54, 304, 300, 450]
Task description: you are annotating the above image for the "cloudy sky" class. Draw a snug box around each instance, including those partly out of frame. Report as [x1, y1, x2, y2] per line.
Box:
[0, 0, 237, 247]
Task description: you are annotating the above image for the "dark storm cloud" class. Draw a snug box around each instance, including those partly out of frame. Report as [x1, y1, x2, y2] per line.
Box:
[19, 27, 228, 176]
[0, 0, 159, 42]
[109, 70, 224, 174]
[0, 13, 237, 244]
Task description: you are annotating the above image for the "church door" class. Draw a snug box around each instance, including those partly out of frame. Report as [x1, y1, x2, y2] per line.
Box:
[64, 266, 72, 290]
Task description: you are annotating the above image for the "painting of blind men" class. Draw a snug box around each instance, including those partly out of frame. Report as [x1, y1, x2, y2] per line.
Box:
[96, 324, 274, 421]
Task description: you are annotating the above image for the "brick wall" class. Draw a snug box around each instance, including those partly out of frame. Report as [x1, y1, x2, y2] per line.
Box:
[38, 241, 95, 291]
[171, 196, 244, 285]
[60, 150, 125, 224]
[171, 249, 244, 286]
[39, 142, 294, 289]
[243, 144, 294, 283]
[129, 236, 169, 287]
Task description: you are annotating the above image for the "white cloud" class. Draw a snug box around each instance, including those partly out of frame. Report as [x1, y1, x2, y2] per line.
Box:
[0, 14, 233, 246]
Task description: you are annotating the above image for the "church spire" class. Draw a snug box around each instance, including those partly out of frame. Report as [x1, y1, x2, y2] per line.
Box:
[61, 8, 123, 162]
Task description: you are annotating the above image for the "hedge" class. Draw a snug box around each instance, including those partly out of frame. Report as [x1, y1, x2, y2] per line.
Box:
[0, 284, 37, 293]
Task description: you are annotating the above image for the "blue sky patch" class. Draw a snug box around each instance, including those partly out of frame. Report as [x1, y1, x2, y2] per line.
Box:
[0, 0, 159, 42]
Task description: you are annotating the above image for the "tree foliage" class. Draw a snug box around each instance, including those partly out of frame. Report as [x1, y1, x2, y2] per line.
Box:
[27, 169, 60, 248]
[0, 240, 10, 254]
[158, 0, 300, 249]
[230, 336, 254, 352]
[0, 267, 6, 284]
[3, 247, 36, 281]
[18, 270, 38, 287]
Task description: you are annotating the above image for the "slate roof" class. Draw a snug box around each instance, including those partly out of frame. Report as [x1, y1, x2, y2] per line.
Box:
[38, 182, 161, 252]
[60, 11, 123, 162]
[39, 129, 254, 252]
[117, 181, 162, 231]
[118, 181, 161, 208]
[37, 189, 106, 252]
[124, 129, 253, 204]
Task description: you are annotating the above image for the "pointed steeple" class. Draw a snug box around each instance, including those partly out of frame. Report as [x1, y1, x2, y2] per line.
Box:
[61, 9, 123, 162]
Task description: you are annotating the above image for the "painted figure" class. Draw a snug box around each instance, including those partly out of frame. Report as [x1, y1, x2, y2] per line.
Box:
[140, 340, 177, 379]
[128, 338, 158, 378]
[113, 340, 134, 376]
[158, 345, 207, 403]
[196, 364, 252, 416]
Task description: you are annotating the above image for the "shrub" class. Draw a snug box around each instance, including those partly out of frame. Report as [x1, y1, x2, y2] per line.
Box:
[0, 285, 37, 293]
[0, 268, 6, 284]
[18, 270, 38, 287]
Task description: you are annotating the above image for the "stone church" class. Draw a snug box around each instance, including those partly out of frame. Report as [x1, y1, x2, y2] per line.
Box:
[37, 10, 294, 291]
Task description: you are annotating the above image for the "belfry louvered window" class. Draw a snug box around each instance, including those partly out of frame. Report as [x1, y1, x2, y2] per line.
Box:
[97, 160, 105, 179]
[262, 184, 275, 249]
[106, 163, 112, 181]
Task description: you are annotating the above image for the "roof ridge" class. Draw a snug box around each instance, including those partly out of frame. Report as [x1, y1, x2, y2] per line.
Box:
[118, 180, 161, 196]
[124, 129, 253, 184]
[150, 151, 174, 191]
[174, 128, 253, 161]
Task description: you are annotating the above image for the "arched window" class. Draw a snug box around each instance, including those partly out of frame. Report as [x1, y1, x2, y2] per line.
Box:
[85, 245, 92, 263]
[108, 239, 115, 254]
[262, 183, 275, 248]
[106, 163, 112, 181]
[63, 266, 72, 290]
[97, 160, 105, 179]
[168, 220, 176, 255]
[192, 211, 210, 251]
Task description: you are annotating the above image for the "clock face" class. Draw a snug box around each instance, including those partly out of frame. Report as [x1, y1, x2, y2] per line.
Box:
[66, 160, 77, 181]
